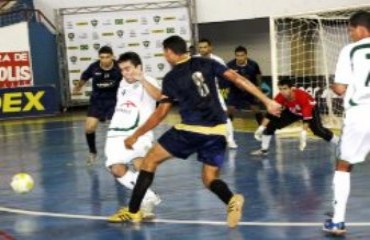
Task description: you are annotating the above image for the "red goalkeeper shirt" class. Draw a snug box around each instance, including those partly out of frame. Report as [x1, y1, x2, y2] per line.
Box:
[275, 88, 316, 120]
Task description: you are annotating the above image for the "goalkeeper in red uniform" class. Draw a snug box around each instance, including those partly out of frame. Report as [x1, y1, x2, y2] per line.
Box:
[251, 78, 339, 156]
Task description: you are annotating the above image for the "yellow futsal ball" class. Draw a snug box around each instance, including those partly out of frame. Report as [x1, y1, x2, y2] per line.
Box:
[10, 173, 34, 194]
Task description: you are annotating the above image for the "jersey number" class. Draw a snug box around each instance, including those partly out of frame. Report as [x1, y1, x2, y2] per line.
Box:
[366, 54, 370, 87]
[192, 72, 210, 97]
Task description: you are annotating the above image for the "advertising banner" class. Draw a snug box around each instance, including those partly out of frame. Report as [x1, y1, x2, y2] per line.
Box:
[0, 86, 58, 119]
[0, 22, 34, 88]
[62, 7, 192, 101]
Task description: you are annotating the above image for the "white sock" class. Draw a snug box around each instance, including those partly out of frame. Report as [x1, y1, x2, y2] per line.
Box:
[261, 135, 272, 150]
[330, 135, 339, 145]
[332, 171, 350, 223]
[226, 118, 235, 142]
[116, 170, 157, 200]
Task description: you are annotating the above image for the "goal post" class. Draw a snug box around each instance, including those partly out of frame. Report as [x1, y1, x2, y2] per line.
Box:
[270, 6, 370, 131]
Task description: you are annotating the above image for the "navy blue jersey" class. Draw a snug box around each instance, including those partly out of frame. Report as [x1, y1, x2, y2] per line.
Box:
[227, 58, 261, 85]
[226, 58, 261, 105]
[162, 57, 228, 126]
[81, 60, 122, 100]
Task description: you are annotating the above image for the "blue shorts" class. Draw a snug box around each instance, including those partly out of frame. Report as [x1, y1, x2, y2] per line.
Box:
[87, 98, 116, 121]
[158, 127, 226, 167]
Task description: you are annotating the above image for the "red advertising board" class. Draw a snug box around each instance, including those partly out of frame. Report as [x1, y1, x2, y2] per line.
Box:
[0, 51, 33, 88]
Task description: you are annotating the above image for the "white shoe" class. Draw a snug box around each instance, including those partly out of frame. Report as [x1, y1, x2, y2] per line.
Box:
[227, 139, 238, 149]
[250, 149, 268, 156]
[86, 153, 97, 165]
[141, 193, 161, 219]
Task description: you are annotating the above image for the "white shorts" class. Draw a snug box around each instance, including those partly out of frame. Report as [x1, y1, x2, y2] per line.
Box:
[338, 106, 370, 164]
[105, 135, 153, 168]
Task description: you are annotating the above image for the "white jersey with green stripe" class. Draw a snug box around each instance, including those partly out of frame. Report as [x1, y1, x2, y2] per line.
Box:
[335, 37, 370, 110]
[107, 75, 160, 137]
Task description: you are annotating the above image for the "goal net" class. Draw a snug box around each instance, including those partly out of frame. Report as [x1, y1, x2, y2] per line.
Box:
[270, 6, 370, 133]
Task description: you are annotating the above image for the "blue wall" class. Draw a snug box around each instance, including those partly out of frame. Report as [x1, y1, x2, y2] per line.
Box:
[28, 22, 59, 90]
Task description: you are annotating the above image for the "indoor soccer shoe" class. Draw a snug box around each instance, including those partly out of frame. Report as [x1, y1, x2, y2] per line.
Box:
[141, 194, 161, 219]
[227, 194, 244, 228]
[107, 207, 143, 223]
[86, 153, 97, 166]
[322, 219, 347, 236]
[250, 149, 268, 156]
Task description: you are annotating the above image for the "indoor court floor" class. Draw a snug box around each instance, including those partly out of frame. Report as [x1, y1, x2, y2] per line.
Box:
[0, 113, 370, 240]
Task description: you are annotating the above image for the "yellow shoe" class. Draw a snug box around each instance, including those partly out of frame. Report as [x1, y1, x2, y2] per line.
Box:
[227, 194, 244, 228]
[107, 207, 143, 223]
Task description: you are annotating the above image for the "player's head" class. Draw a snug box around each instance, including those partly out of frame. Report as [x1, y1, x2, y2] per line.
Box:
[98, 46, 114, 67]
[349, 11, 370, 41]
[278, 78, 294, 99]
[198, 38, 213, 57]
[162, 35, 188, 65]
[234, 46, 248, 65]
[118, 51, 142, 83]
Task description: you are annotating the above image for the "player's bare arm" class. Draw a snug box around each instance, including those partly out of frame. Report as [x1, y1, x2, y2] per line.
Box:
[124, 98, 172, 149]
[72, 79, 87, 94]
[223, 69, 281, 116]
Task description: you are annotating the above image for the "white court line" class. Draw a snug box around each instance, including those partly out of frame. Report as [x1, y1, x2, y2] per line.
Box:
[1, 206, 370, 227]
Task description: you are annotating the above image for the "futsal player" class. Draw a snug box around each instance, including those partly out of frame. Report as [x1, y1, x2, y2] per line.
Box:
[251, 78, 339, 156]
[73, 46, 122, 165]
[110, 35, 281, 228]
[105, 52, 162, 221]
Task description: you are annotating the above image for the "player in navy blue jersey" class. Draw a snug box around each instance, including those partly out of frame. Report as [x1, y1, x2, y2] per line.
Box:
[227, 46, 264, 124]
[73, 46, 122, 165]
[109, 35, 281, 228]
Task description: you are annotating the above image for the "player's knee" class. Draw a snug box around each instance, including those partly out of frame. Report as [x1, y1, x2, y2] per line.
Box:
[85, 125, 96, 133]
[110, 164, 128, 178]
[336, 160, 353, 172]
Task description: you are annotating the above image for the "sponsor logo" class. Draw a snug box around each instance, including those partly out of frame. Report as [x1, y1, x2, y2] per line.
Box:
[93, 43, 101, 51]
[92, 32, 99, 40]
[143, 40, 150, 48]
[144, 64, 152, 73]
[143, 53, 152, 59]
[164, 16, 176, 21]
[69, 56, 77, 64]
[102, 19, 112, 26]
[141, 29, 150, 35]
[178, 15, 187, 21]
[157, 63, 165, 71]
[166, 27, 176, 34]
[80, 45, 89, 50]
[67, 46, 78, 50]
[69, 69, 81, 73]
[102, 32, 114, 36]
[154, 53, 164, 57]
[116, 43, 126, 49]
[153, 15, 161, 23]
[128, 43, 140, 47]
[66, 21, 73, 29]
[67, 33, 75, 41]
[152, 29, 164, 34]
[0, 91, 46, 113]
[116, 30, 124, 38]
[76, 22, 88, 26]
[126, 19, 138, 23]
[129, 30, 137, 38]
[91, 19, 98, 27]
[115, 19, 124, 25]
[78, 32, 88, 39]
[141, 17, 148, 25]
[180, 27, 187, 35]
[80, 57, 92, 61]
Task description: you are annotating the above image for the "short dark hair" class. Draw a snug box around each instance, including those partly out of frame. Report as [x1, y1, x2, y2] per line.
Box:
[162, 35, 187, 55]
[98, 46, 113, 55]
[118, 51, 142, 66]
[198, 38, 212, 46]
[349, 10, 370, 30]
[278, 78, 294, 87]
[235, 45, 247, 54]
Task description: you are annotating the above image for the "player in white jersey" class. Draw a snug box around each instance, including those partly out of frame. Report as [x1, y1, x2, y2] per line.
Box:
[105, 52, 162, 221]
[323, 11, 370, 236]
[195, 38, 238, 149]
